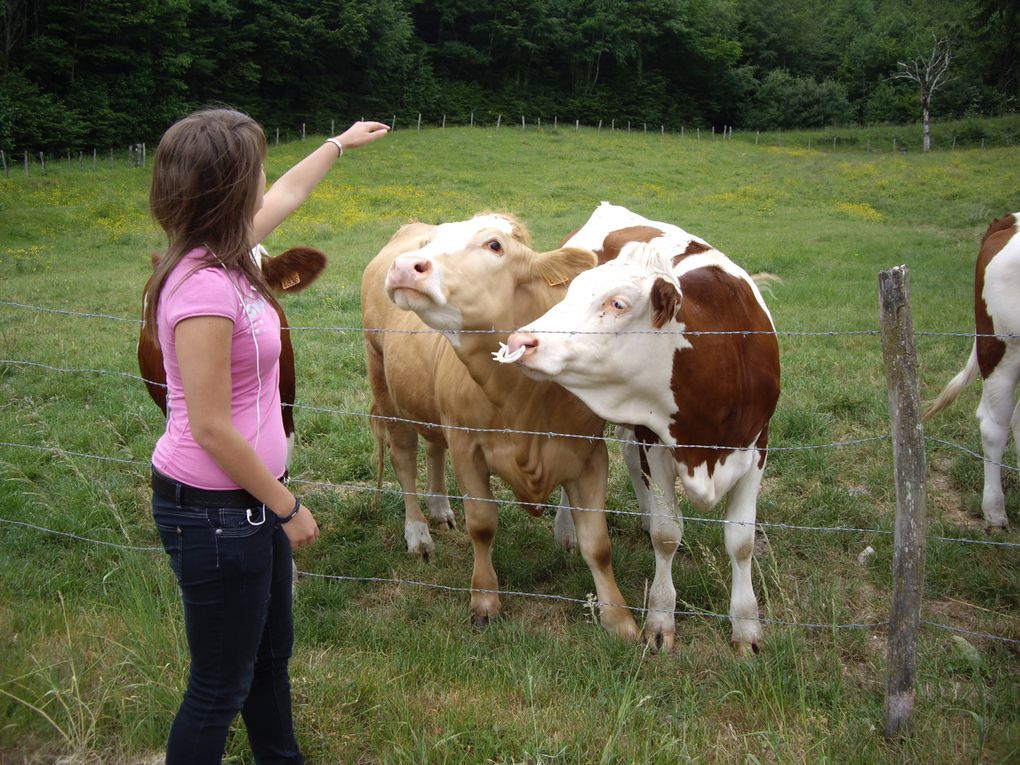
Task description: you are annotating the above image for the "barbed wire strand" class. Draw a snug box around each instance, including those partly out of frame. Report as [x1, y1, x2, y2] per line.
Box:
[4, 296, 1018, 340]
[4, 514, 1018, 646]
[3, 441, 1019, 551]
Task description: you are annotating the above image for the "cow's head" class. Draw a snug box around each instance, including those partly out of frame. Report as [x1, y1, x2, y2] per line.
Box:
[384, 212, 596, 336]
[504, 240, 685, 428]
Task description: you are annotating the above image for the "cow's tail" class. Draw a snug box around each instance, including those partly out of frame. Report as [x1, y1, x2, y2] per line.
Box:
[924, 342, 980, 420]
[369, 404, 387, 503]
[750, 272, 782, 299]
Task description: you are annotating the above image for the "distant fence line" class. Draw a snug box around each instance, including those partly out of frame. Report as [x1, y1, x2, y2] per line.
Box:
[3, 115, 1013, 178]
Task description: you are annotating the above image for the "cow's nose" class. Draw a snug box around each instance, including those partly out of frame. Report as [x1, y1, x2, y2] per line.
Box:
[387, 256, 432, 289]
[506, 332, 538, 358]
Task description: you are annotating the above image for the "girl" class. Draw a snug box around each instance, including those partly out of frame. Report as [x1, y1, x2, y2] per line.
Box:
[145, 108, 388, 764]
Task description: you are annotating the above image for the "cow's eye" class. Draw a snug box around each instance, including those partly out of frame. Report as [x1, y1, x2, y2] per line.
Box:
[485, 239, 503, 253]
[604, 297, 628, 313]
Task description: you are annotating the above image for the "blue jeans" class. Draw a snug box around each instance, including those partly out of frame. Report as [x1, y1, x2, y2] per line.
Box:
[152, 479, 303, 765]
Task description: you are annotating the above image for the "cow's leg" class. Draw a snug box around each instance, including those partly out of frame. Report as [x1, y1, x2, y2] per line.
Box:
[563, 449, 640, 642]
[724, 462, 765, 655]
[618, 425, 659, 534]
[386, 424, 435, 559]
[553, 488, 578, 551]
[423, 437, 456, 529]
[451, 452, 501, 626]
[640, 444, 681, 652]
[977, 367, 1017, 530]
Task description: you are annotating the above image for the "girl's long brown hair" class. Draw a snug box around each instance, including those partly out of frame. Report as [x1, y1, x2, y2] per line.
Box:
[143, 108, 279, 344]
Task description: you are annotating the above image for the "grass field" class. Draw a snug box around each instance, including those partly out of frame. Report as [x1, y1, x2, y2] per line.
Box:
[1, 119, 1019, 764]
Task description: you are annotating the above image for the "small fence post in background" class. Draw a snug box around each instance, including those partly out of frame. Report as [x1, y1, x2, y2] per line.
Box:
[496, 114, 502, 131]
[301, 123, 306, 140]
[575, 119, 579, 131]
[554, 116, 558, 129]
[878, 265, 927, 740]
[470, 112, 474, 127]
[1, 150, 7, 178]
[521, 115, 525, 129]
[39, 151, 46, 174]
[442, 115, 446, 129]
[24, 150, 29, 174]
[276, 128, 280, 146]
[331, 120, 335, 134]
[391, 115, 396, 131]
[417, 113, 422, 130]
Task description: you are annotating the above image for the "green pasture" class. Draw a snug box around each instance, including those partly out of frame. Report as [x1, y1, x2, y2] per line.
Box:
[1, 121, 1018, 764]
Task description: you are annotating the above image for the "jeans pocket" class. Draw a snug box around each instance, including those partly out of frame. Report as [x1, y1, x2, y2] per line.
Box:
[214, 507, 274, 576]
[155, 521, 183, 580]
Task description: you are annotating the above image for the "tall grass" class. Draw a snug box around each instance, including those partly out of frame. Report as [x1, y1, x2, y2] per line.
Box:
[1, 123, 1018, 763]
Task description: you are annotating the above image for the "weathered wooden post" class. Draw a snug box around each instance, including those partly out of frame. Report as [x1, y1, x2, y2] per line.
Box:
[878, 265, 928, 739]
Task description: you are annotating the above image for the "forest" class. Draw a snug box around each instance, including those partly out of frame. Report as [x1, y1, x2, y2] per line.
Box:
[1, 0, 1017, 152]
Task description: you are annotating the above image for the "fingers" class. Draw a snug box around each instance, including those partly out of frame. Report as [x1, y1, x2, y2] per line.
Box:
[284, 506, 320, 548]
[335, 121, 390, 149]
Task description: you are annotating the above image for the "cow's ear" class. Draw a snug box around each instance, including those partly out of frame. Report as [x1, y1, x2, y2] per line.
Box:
[650, 277, 682, 329]
[535, 247, 597, 286]
[263, 247, 329, 293]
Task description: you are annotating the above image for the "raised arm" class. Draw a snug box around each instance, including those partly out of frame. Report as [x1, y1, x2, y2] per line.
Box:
[253, 120, 390, 242]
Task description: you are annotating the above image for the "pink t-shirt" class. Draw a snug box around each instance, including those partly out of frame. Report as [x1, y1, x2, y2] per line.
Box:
[151, 248, 287, 489]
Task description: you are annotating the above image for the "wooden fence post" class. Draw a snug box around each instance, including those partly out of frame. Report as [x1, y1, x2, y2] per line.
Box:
[1, 150, 7, 178]
[878, 265, 927, 739]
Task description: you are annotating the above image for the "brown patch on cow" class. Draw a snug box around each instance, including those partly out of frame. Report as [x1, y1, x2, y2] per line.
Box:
[598, 226, 665, 265]
[672, 240, 711, 267]
[975, 214, 1016, 378]
[667, 267, 780, 476]
[650, 276, 682, 329]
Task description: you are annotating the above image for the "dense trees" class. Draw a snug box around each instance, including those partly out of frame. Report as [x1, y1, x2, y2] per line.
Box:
[1, 0, 1015, 152]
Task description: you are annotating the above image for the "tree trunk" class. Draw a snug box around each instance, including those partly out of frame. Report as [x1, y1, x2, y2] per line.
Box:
[922, 101, 931, 153]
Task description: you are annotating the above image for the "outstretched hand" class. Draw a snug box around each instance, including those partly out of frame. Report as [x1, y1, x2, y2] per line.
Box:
[334, 121, 390, 150]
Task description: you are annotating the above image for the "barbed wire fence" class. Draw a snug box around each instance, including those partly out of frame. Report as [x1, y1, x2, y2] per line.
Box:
[3, 114, 1016, 178]
[0, 268, 1018, 739]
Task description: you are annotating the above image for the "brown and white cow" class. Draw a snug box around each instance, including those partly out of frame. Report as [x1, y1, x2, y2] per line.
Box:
[362, 214, 641, 640]
[138, 243, 328, 465]
[924, 212, 1020, 531]
[504, 202, 781, 654]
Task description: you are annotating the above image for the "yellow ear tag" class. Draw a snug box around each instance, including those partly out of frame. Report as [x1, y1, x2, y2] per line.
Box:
[281, 272, 301, 290]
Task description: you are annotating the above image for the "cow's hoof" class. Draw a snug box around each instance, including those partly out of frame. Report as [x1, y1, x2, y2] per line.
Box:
[427, 501, 457, 530]
[472, 613, 498, 631]
[641, 628, 675, 654]
[405, 522, 436, 560]
[733, 639, 762, 657]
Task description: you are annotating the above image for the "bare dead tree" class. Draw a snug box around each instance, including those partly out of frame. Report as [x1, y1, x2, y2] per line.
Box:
[892, 37, 954, 153]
